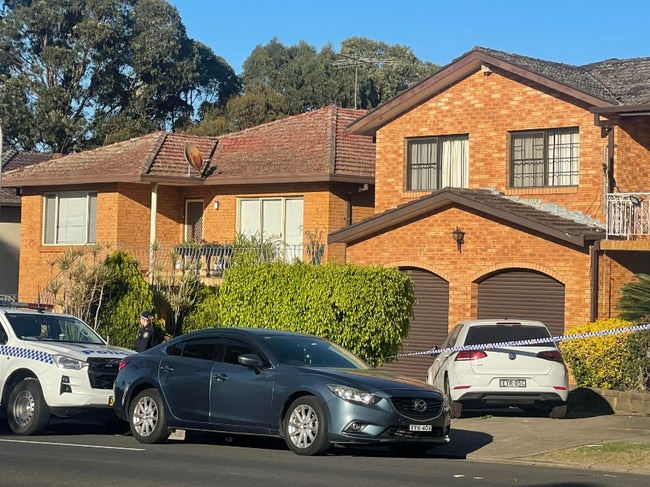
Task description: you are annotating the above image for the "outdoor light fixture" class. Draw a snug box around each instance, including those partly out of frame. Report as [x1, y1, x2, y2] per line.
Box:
[452, 226, 465, 253]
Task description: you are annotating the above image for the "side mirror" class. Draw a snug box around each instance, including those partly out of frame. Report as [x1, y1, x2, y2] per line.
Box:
[238, 353, 264, 368]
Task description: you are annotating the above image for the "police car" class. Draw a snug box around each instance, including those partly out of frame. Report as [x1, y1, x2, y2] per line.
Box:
[0, 301, 134, 435]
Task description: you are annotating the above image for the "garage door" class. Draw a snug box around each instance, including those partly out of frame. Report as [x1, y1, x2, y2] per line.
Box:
[477, 269, 565, 337]
[379, 268, 449, 381]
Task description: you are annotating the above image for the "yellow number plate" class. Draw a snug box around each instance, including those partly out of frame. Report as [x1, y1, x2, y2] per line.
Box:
[108, 396, 114, 407]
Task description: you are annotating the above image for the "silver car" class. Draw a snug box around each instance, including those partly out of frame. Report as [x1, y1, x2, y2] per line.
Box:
[114, 327, 451, 456]
[426, 319, 569, 419]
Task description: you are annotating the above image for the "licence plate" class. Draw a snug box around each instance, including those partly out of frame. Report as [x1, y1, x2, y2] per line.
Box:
[108, 396, 114, 407]
[499, 379, 526, 388]
[409, 424, 432, 432]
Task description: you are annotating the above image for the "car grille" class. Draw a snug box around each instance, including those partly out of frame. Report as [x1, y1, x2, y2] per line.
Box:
[390, 397, 443, 421]
[86, 357, 121, 389]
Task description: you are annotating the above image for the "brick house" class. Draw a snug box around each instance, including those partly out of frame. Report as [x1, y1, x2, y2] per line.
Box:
[328, 47, 650, 379]
[0, 151, 54, 297]
[2, 105, 374, 302]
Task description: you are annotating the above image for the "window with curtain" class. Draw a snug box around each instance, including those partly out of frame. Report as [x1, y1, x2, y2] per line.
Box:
[43, 192, 97, 245]
[237, 197, 304, 261]
[510, 128, 579, 188]
[406, 135, 469, 191]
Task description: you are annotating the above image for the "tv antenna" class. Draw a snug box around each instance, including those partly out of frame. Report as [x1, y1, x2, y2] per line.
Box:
[333, 53, 401, 109]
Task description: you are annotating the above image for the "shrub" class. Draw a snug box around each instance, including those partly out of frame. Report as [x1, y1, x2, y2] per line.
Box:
[560, 318, 650, 391]
[617, 273, 650, 322]
[180, 285, 221, 334]
[216, 262, 415, 366]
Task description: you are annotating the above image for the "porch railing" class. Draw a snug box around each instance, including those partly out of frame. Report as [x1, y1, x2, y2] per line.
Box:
[606, 193, 650, 239]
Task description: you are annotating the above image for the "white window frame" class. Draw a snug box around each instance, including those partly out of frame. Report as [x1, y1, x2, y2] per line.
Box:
[237, 197, 304, 260]
[43, 191, 97, 245]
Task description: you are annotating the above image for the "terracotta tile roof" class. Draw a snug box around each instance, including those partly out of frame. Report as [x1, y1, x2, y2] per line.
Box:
[329, 187, 606, 247]
[1, 150, 54, 204]
[208, 105, 374, 182]
[2, 106, 374, 188]
[2, 132, 219, 186]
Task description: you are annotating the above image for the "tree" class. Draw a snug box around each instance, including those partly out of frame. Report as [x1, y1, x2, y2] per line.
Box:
[0, 0, 240, 153]
[617, 273, 650, 322]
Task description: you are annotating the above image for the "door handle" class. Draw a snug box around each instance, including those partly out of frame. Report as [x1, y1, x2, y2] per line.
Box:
[214, 373, 229, 382]
[160, 365, 174, 372]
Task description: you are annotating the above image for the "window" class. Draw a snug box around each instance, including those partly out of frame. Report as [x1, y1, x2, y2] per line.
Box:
[44, 192, 97, 245]
[510, 128, 579, 188]
[238, 197, 303, 261]
[406, 135, 469, 191]
[184, 200, 204, 241]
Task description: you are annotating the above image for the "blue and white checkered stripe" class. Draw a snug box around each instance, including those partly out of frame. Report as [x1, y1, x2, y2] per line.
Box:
[391, 322, 650, 359]
[0, 345, 54, 364]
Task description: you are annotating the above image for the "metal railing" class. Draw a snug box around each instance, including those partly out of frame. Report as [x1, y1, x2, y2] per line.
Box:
[606, 193, 650, 238]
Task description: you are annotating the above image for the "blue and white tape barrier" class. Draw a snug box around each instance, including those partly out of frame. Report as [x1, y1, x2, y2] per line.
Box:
[390, 323, 650, 359]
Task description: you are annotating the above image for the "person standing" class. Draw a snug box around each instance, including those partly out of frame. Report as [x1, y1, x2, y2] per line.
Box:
[133, 311, 158, 352]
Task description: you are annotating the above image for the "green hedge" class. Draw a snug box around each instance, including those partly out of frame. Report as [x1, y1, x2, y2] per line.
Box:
[216, 262, 415, 366]
[560, 318, 650, 391]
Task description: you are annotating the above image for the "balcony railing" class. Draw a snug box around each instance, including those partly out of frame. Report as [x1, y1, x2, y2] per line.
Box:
[606, 193, 650, 239]
[123, 243, 306, 278]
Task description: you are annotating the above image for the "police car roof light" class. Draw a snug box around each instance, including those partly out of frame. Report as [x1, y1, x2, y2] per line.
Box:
[0, 301, 54, 312]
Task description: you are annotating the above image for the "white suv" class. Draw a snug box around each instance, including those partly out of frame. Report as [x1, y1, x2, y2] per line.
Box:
[426, 319, 569, 419]
[0, 301, 135, 435]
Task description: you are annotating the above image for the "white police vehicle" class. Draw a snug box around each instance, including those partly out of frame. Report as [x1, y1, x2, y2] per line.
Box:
[0, 301, 134, 435]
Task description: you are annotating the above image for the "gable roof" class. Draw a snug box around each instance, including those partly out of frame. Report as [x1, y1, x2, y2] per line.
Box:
[347, 46, 650, 136]
[328, 187, 606, 248]
[1, 150, 54, 204]
[205, 105, 374, 185]
[2, 105, 374, 190]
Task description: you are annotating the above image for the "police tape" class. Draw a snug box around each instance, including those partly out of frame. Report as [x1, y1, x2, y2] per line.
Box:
[390, 322, 650, 359]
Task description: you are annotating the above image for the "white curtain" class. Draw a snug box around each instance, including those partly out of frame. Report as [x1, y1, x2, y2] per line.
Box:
[440, 136, 469, 188]
[548, 130, 579, 186]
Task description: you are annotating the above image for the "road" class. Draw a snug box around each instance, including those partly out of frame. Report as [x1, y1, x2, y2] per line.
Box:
[0, 418, 646, 487]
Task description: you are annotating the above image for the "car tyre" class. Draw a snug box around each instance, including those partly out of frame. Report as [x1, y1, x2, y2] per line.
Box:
[283, 396, 330, 456]
[445, 377, 463, 419]
[129, 389, 170, 444]
[7, 379, 51, 435]
[549, 403, 568, 419]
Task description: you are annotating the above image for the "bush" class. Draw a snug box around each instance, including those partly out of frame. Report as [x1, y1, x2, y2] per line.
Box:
[560, 318, 650, 391]
[216, 262, 415, 366]
[180, 286, 221, 334]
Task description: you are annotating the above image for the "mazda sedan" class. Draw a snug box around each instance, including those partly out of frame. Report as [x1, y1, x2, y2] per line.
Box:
[113, 327, 451, 456]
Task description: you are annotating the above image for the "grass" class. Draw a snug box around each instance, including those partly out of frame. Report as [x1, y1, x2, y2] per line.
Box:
[535, 441, 650, 470]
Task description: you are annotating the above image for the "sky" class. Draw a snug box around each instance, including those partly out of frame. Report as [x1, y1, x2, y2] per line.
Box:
[169, 0, 650, 75]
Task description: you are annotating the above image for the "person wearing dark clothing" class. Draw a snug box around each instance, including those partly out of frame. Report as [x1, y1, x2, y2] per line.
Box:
[133, 311, 158, 352]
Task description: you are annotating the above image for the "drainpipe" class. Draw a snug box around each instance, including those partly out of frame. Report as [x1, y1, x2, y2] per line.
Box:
[590, 240, 601, 322]
[149, 183, 158, 281]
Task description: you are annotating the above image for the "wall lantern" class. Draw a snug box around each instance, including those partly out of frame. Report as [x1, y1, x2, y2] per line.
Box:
[452, 226, 465, 253]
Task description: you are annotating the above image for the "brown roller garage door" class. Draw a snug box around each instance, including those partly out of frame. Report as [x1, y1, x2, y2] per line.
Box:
[379, 267, 449, 381]
[477, 269, 565, 337]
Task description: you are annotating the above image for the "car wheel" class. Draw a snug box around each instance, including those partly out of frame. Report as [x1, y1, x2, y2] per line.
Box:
[7, 379, 51, 435]
[283, 396, 330, 456]
[129, 389, 170, 444]
[445, 377, 463, 419]
[549, 403, 568, 419]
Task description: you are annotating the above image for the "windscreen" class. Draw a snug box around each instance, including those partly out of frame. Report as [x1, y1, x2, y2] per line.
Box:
[464, 325, 553, 347]
[6, 313, 106, 344]
[263, 335, 370, 369]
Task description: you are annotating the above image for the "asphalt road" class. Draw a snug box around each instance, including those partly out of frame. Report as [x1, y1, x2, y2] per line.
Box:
[0, 417, 647, 487]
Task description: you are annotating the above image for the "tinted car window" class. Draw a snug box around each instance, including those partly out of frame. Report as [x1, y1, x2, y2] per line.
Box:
[222, 338, 258, 365]
[263, 335, 369, 368]
[464, 325, 552, 347]
[180, 337, 222, 361]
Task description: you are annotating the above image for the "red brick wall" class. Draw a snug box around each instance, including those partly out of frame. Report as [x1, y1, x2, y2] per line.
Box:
[374, 69, 606, 224]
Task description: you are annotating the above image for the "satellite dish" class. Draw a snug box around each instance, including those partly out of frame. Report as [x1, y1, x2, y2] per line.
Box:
[184, 143, 204, 170]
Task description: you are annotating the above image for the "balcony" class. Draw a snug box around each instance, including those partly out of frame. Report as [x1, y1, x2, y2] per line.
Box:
[604, 193, 650, 249]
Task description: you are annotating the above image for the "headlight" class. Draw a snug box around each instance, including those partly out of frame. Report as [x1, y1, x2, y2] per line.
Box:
[328, 384, 381, 406]
[52, 355, 88, 370]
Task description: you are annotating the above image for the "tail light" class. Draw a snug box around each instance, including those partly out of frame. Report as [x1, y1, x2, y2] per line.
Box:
[119, 357, 133, 370]
[455, 350, 488, 361]
[537, 350, 564, 363]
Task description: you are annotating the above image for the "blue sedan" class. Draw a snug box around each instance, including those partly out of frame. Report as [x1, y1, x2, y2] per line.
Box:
[113, 327, 451, 456]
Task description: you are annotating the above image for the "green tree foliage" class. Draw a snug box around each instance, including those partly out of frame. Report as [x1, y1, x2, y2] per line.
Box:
[617, 273, 650, 322]
[0, 0, 240, 152]
[560, 318, 650, 391]
[180, 285, 220, 333]
[96, 250, 155, 349]
[216, 262, 415, 366]
[240, 36, 438, 114]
